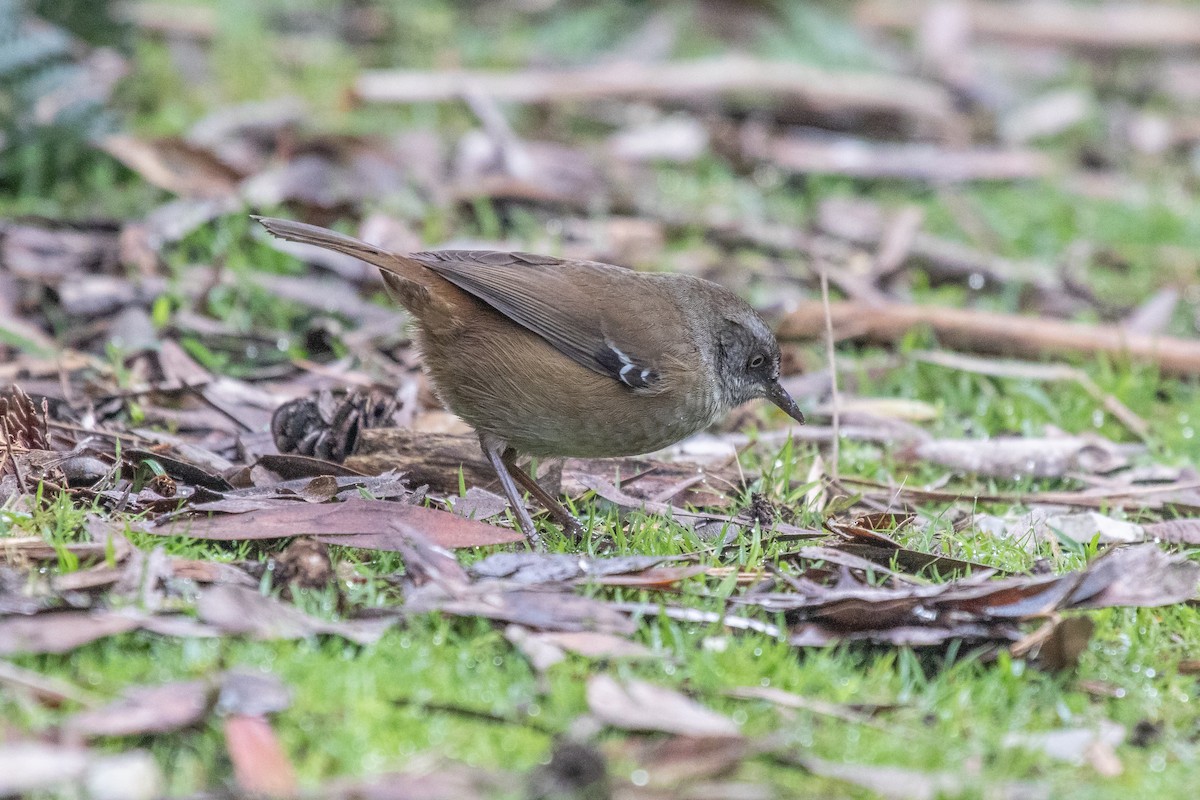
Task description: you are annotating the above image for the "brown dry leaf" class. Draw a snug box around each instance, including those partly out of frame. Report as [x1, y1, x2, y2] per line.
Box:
[392, 528, 643, 636]
[415, 588, 636, 636]
[63, 679, 211, 739]
[743, 544, 1197, 647]
[99, 135, 242, 198]
[170, 557, 257, 586]
[631, 735, 751, 788]
[595, 564, 711, 588]
[903, 434, 1135, 479]
[504, 625, 566, 672]
[784, 752, 1047, 800]
[197, 584, 395, 645]
[1068, 545, 1199, 609]
[1142, 518, 1200, 544]
[155, 496, 524, 549]
[224, 714, 298, 799]
[585, 675, 740, 737]
[451, 486, 509, 521]
[0, 611, 142, 656]
[513, 627, 656, 661]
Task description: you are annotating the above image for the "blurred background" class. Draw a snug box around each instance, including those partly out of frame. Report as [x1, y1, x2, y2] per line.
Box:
[4, 0, 1200, 440]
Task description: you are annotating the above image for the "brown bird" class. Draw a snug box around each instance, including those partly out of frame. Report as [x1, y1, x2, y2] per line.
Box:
[254, 216, 804, 547]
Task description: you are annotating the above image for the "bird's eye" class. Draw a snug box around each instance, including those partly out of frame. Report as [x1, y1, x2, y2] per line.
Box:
[748, 355, 765, 369]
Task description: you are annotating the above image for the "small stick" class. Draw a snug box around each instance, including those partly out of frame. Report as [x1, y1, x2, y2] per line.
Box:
[779, 299, 1200, 377]
[819, 264, 841, 483]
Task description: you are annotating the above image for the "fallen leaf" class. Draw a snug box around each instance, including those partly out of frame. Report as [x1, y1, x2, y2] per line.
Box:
[586, 675, 740, 737]
[224, 714, 298, 799]
[99, 135, 242, 198]
[783, 752, 1047, 800]
[155, 496, 524, 549]
[197, 584, 395, 645]
[1069, 545, 1200, 609]
[63, 679, 211, 739]
[415, 588, 635, 636]
[451, 486, 509, 521]
[0, 611, 141, 656]
[510, 627, 655, 662]
[740, 544, 1197, 648]
[1143, 518, 1200, 544]
[631, 734, 750, 788]
[504, 625, 565, 672]
[904, 435, 1135, 479]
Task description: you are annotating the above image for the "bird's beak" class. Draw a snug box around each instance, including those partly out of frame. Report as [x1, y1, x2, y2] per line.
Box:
[767, 381, 805, 425]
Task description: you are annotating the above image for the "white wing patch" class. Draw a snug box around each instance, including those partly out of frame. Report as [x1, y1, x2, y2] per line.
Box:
[597, 341, 658, 390]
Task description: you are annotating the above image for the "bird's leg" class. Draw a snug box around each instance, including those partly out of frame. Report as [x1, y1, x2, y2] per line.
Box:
[479, 434, 543, 550]
[501, 449, 585, 541]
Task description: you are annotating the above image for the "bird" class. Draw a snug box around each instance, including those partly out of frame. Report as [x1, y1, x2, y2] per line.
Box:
[253, 216, 805, 547]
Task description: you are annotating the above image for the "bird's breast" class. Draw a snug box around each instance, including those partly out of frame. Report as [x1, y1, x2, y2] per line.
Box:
[418, 314, 722, 457]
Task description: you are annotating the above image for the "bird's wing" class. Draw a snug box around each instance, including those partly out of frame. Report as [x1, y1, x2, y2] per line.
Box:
[414, 250, 684, 393]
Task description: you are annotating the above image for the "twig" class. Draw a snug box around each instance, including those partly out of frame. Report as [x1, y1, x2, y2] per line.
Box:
[819, 264, 841, 483]
[355, 55, 957, 137]
[745, 134, 1052, 182]
[778, 300, 1200, 377]
[841, 476, 1200, 513]
[609, 601, 783, 638]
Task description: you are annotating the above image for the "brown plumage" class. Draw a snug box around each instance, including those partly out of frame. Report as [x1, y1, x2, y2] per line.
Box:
[254, 216, 804, 547]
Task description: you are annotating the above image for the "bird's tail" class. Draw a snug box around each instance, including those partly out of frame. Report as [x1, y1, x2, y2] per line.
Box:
[253, 215, 445, 317]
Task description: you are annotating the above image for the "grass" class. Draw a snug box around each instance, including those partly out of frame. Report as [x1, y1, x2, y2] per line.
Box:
[4, 0, 1200, 796]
